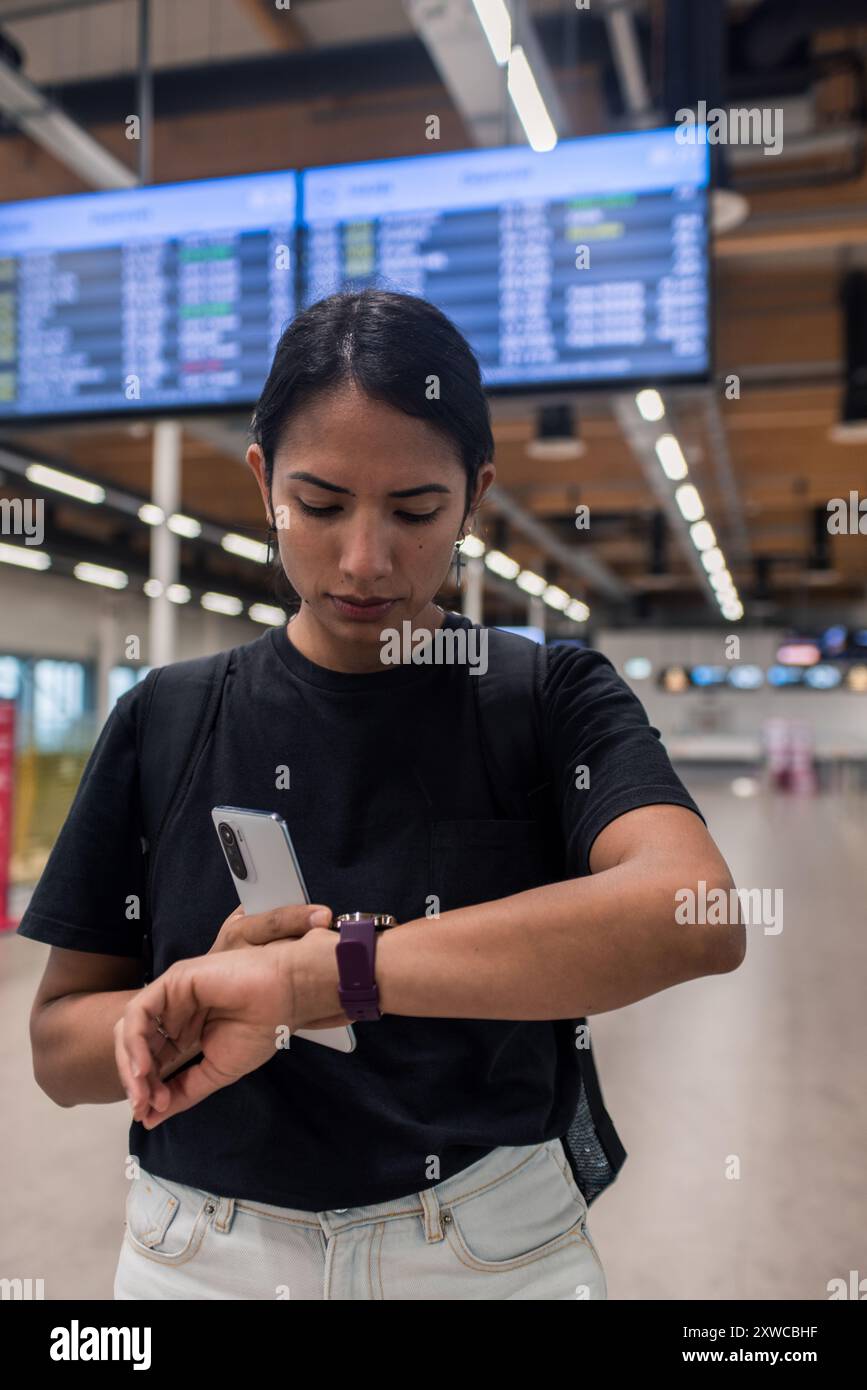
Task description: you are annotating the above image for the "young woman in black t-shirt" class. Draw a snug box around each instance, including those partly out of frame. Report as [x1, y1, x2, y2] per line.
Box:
[24, 289, 743, 1300]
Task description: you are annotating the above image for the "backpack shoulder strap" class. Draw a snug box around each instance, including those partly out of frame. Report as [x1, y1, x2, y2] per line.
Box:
[472, 625, 627, 1204]
[471, 627, 553, 821]
[135, 646, 232, 979]
[137, 647, 233, 846]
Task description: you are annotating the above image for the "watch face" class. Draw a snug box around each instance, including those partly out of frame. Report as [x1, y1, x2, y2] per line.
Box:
[335, 912, 396, 928]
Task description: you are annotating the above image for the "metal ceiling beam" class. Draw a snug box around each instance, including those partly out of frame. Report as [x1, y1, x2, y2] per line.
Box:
[611, 394, 719, 615]
[702, 393, 752, 567]
[0, 0, 122, 20]
[234, 0, 308, 50]
[485, 482, 630, 602]
[0, 50, 136, 187]
[602, 0, 751, 604]
[403, 0, 569, 148]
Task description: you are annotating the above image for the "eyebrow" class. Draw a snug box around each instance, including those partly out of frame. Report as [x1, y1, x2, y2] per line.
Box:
[285, 470, 452, 499]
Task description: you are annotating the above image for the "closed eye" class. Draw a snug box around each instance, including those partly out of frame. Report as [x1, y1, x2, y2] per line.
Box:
[297, 501, 442, 525]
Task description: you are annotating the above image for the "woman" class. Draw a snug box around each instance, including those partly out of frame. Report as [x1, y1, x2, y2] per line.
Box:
[21, 289, 743, 1301]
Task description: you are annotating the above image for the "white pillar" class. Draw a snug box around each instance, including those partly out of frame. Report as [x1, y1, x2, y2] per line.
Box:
[464, 555, 484, 625]
[150, 420, 181, 668]
[529, 595, 546, 635]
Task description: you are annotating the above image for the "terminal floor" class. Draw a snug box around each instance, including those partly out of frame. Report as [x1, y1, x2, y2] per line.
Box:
[2, 780, 865, 1300]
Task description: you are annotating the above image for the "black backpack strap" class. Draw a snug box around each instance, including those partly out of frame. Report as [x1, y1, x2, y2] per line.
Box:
[135, 647, 232, 981]
[472, 626, 553, 820]
[472, 627, 627, 1205]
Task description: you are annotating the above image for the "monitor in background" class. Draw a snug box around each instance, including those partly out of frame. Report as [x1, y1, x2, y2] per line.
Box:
[301, 127, 711, 392]
[0, 170, 297, 422]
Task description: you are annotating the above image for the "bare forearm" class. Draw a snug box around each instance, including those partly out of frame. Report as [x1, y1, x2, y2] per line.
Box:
[32, 989, 200, 1107]
[373, 862, 742, 1022]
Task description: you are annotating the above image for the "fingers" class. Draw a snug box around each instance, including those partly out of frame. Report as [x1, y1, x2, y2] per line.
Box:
[114, 1012, 172, 1121]
[241, 903, 332, 946]
[117, 975, 191, 1119]
[138, 1052, 239, 1128]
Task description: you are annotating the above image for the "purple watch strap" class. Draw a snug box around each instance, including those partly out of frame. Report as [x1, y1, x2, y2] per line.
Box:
[333, 914, 388, 1022]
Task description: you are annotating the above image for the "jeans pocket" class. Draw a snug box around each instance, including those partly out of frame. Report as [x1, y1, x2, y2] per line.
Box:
[124, 1168, 216, 1266]
[442, 1143, 588, 1273]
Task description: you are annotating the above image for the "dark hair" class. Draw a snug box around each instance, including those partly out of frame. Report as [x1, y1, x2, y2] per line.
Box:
[249, 288, 494, 606]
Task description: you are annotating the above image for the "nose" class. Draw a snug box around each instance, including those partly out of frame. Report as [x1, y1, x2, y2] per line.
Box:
[337, 516, 394, 586]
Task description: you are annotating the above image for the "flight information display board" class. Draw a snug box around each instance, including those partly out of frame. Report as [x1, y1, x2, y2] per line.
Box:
[301, 127, 711, 389]
[0, 170, 296, 421]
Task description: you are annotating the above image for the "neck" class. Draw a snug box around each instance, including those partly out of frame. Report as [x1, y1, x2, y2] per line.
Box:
[286, 601, 447, 673]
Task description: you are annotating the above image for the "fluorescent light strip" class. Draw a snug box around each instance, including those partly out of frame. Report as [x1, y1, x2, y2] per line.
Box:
[635, 389, 665, 422]
[461, 534, 486, 559]
[168, 513, 202, 538]
[484, 549, 521, 580]
[481, 550, 590, 622]
[144, 579, 191, 603]
[138, 503, 165, 526]
[249, 603, 286, 626]
[507, 46, 558, 153]
[73, 561, 127, 589]
[654, 434, 688, 480]
[0, 541, 51, 570]
[201, 591, 243, 616]
[675, 484, 704, 523]
[543, 584, 570, 610]
[690, 519, 717, 551]
[701, 547, 726, 575]
[25, 462, 105, 504]
[516, 569, 547, 596]
[471, 0, 511, 65]
[221, 532, 269, 564]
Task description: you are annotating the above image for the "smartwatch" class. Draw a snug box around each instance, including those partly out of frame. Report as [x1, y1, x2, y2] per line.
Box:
[330, 912, 396, 1022]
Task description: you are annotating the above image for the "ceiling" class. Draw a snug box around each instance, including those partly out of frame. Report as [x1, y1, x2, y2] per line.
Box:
[0, 0, 865, 628]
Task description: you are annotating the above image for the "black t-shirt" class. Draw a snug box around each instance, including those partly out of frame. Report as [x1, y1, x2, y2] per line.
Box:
[18, 612, 703, 1210]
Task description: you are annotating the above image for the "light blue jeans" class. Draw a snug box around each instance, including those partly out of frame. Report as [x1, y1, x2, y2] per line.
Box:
[113, 1137, 607, 1300]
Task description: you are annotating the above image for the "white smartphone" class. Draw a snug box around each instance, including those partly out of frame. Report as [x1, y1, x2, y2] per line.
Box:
[211, 806, 355, 1054]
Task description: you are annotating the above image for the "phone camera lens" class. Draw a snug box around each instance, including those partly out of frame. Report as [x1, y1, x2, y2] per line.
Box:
[218, 822, 248, 879]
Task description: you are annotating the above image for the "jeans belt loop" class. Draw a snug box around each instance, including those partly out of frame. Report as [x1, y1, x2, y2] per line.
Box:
[212, 1195, 236, 1234]
[418, 1184, 445, 1243]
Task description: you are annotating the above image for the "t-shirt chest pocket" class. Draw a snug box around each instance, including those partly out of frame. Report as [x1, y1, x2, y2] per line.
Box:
[429, 818, 558, 914]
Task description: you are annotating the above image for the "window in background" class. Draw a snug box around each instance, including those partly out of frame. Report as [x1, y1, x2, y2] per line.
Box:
[32, 659, 88, 752]
[0, 655, 21, 700]
[108, 665, 151, 708]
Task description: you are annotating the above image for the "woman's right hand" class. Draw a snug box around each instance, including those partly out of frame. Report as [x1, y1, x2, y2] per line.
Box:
[123, 904, 334, 1099]
[116, 942, 302, 1128]
[209, 902, 333, 953]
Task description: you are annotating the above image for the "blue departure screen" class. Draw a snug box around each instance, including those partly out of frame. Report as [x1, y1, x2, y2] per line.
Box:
[0, 170, 296, 420]
[0, 127, 710, 421]
[301, 127, 711, 389]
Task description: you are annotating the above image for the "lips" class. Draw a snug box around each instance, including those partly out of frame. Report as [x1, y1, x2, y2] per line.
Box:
[329, 594, 398, 620]
[331, 596, 393, 606]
